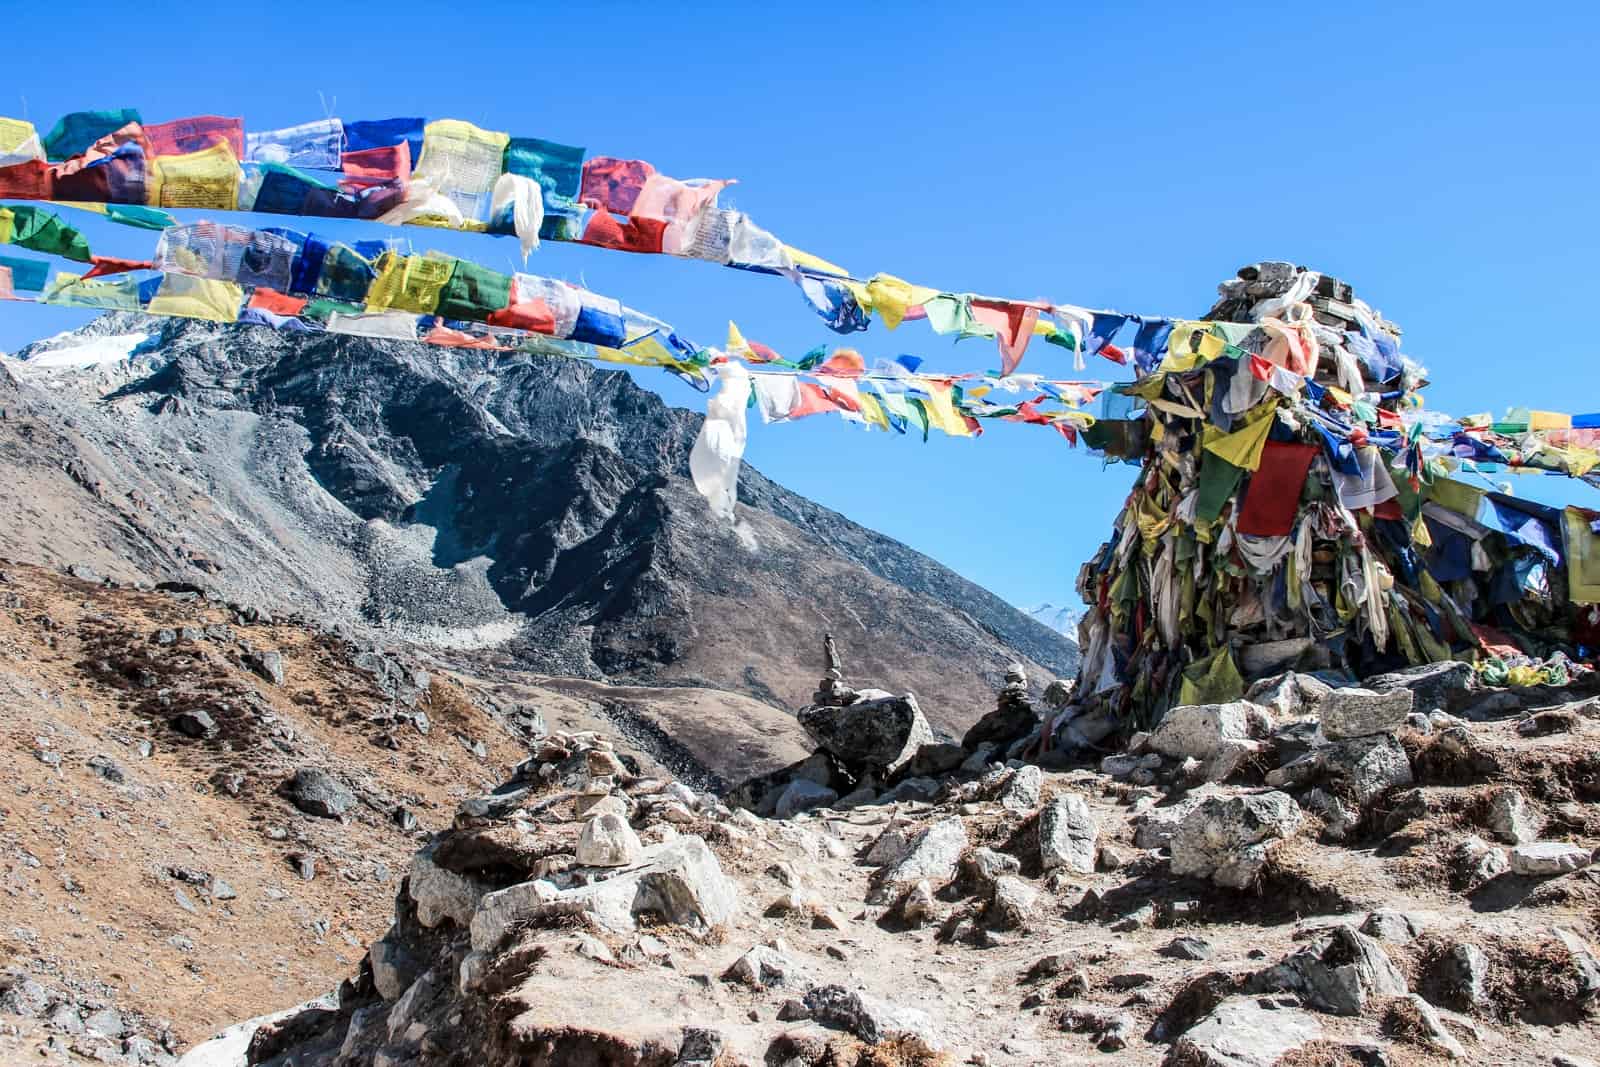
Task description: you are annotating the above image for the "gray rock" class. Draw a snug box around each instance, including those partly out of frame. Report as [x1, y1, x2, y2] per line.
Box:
[470, 835, 736, 941]
[1435, 941, 1490, 1011]
[871, 817, 967, 903]
[0, 974, 49, 1017]
[1168, 996, 1321, 1067]
[576, 812, 643, 867]
[878, 776, 942, 804]
[1511, 842, 1592, 876]
[1488, 788, 1541, 845]
[961, 702, 1039, 752]
[1393, 993, 1466, 1060]
[83, 1007, 125, 1037]
[86, 754, 126, 784]
[170, 710, 217, 740]
[774, 779, 838, 820]
[1039, 794, 1098, 874]
[1549, 927, 1600, 1006]
[902, 742, 965, 779]
[798, 694, 933, 777]
[1320, 687, 1415, 739]
[1169, 791, 1301, 888]
[1365, 661, 1473, 715]
[459, 788, 531, 820]
[1146, 701, 1270, 763]
[242, 650, 285, 685]
[725, 944, 801, 989]
[46, 1003, 84, 1035]
[802, 984, 941, 1051]
[963, 847, 1021, 891]
[1277, 733, 1413, 811]
[281, 767, 355, 819]
[1160, 936, 1212, 961]
[1133, 793, 1208, 850]
[409, 845, 490, 929]
[999, 765, 1043, 812]
[1244, 672, 1303, 719]
[1360, 910, 1422, 944]
[369, 931, 423, 1001]
[987, 875, 1037, 930]
[1456, 834, 1510, 883]
[1253, 925, 1408, 1015]
[863, 825, 912, 867]
[1301, 788, 1359, 840]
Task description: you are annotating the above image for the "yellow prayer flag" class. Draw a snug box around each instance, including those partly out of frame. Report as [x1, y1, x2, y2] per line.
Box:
[148, 275, 242, 323]
[366, 253, 455, 314]
[0, 118, 39, 161]
[857, 393, 890, 431]
[0, 208, 13, 245]
[864, 273, 917, 330]
[921, 384, 971, 437]
[1529, 410, 1571, 431]
[147, 141, 241, 210]
[1201, 401, 1278, 471]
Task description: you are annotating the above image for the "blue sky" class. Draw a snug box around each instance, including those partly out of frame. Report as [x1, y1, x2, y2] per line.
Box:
[2, 2, 1598, 613]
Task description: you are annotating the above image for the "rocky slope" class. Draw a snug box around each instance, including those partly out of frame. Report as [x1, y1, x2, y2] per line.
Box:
[156, 651, 1600, 1067]
[0, 316, 1076, 737]
[0, 561, 809, 1063]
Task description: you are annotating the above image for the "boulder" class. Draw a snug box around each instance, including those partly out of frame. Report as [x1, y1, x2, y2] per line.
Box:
[281, 767, 356, 819]
[1166, 996, 1321, 1067]
[1319, 687, 1415, 739]
[1509, 842, 1592, 876]
[1359, 910, 1422, 945]
[802, 985, 941, 1052]
[1146, 701, 1270, 762]
[870, 817, 967, 903]
[725, 944, 801, 990]
[1364, 660, 1473, 714]
[798, 694, 933, 776]
[1321, 733, 1414, 805]
[726, 751, 849, 818]
[471, 834, 737, 942]
[1431, 941, 1490, 1011]
[999, 765, 1043, 812]
[242, 649, 285, 685]
[1169, 791, 1301, 889]
[987, 875, 1037, 930]
[1455, 834, 1510, 883]
[576, 813, 643, 867]
[774, 779, 838, 820]
[1039, 794, 1098, 874]
[879, 776, 942, 804]
[409, 845, 491, 929]
[1487, 788, 1541, 845]
[170, 709, 218, 740]
[1389, 994, 1466, 1060]
[961, 702, 1038, 751]
[901, 742, 966, 779]
[1252, 925, 1408, 1015]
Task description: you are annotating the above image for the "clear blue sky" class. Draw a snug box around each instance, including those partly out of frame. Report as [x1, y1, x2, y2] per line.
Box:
[2, 2, 1598, 612]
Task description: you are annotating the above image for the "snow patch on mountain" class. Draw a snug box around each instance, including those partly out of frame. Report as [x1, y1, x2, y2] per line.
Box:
[1024, 601, 1081, 643]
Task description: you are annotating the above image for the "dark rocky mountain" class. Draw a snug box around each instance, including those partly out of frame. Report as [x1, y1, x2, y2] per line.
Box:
[0, 314, 1076, 735]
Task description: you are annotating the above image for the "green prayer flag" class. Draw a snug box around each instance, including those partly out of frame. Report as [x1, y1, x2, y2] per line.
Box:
[435, 260, 512, 321]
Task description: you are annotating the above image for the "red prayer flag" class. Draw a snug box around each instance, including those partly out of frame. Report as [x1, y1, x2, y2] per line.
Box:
[1237, 441, 1319, 537]
[815, 349, 865, 377]
[249, 288, 308, 316]
[83, 255, 153, 279]
[788, 382, 836, 419]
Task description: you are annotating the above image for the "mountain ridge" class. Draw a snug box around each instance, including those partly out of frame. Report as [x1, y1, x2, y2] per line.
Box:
[0, 313, 1077, 735]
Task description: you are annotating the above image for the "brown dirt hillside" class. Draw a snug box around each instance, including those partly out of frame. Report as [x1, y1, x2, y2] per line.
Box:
[0, 561, 808, 1056]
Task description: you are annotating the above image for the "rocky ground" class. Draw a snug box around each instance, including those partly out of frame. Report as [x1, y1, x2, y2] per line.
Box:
[137, 651, 1600, 1066]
